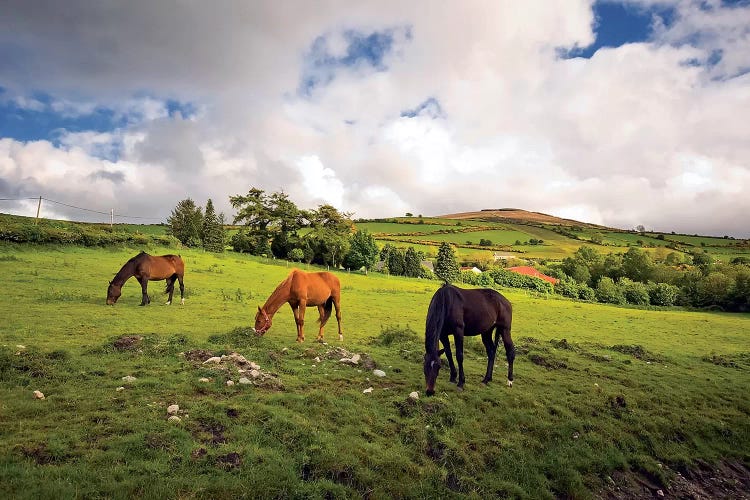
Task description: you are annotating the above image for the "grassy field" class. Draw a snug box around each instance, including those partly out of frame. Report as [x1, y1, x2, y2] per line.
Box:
[1, 242, 749, 498]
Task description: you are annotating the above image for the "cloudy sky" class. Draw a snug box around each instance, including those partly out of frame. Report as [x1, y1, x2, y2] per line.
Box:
[1, 0, 749, 237]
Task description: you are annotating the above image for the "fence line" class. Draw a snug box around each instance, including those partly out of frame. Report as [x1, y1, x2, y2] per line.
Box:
[0, 196, 164, 222]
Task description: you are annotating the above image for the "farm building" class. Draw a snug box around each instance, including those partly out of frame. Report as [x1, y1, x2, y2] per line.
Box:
[507, 266, 559, 284]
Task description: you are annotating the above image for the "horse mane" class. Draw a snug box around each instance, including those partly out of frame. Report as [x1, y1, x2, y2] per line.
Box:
[112, 252, 147, 285]
[425, 284, 453, 353]
[261, 271, 295, 313]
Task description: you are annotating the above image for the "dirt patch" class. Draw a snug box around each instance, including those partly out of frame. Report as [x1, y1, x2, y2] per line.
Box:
[190, 447, 207, 459]
[19, 443, 54, 465]
[184, 349, 215, 362]
[528, 353, 568, 370]
[192, 419, 227, 446]
[609, 344, 664, 363]
[113, 335, 143, 351]
[216, 452, 242, 469]
[598, 460, 750, 499]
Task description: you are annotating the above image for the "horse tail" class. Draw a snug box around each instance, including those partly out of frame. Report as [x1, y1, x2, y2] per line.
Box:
[425, 286, 449, 351]
[319, 296, 334, 325]
[165, 274, 177, 294]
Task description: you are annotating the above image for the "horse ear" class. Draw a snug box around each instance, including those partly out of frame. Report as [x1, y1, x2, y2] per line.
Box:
[257, 306, 262, 312]
[437, 349, 445, 357]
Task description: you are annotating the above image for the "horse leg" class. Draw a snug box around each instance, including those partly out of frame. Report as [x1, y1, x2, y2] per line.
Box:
[481, 329, 498, 384]
[178, 274, 185, 305]
[316, 305, 327, 341]
[440, 335, 457, 383]
[294, 300, 307, 342]
[139, 277, 150, 306]
[165, 275, 176, 305]
[333, 295, 343, 342]
[501, 327, 515, 387]
[454, 329, 466, 390]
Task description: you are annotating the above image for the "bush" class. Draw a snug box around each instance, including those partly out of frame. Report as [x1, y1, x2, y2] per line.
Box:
[578, 284, 596, 301]
[647, 282, 679, 306]
[489, 269, 554, 294]
[554, 275, 580, 299]
[619, 278, 650, 305]
[595, 277, 625, 305]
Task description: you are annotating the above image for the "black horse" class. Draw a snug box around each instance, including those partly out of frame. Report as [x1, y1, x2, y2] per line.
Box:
[423, 284, 515, 396]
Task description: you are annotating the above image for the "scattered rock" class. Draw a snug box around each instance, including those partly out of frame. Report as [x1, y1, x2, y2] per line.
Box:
[226, 380, 235, 386]
[657, 490, 664, 497]
[373, 369, 386, 377]
[168, 415, 181, 423]
[363, 387, 373, 394]
[33, 390, 45, 400]
[249, 369, 261, 378]
[116, 386, 125, 392]
[409, 391, 419, 400]
[198, 377, 210, 383]
[203, 356, 222, 364]
[167, 404, 180, 415]
[238, 377, 252, 385]
[314, 356, 321, 363]
[16, 344, 26, 350]
[121, 375, 137, 382]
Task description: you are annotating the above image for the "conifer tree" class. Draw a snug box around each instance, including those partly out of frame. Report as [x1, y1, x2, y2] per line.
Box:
[201, 198, 226, 252]
[435, 242, 460, 283]
[167, 198, 203, 246]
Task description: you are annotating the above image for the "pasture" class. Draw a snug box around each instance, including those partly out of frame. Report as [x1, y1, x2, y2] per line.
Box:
[1, 243, 749, 498]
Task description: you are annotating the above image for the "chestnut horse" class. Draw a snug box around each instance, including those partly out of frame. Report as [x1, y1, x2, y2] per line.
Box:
[254, 269, 342, 342]
[106, 251, 185, 306]
[423, 284, 514, 396]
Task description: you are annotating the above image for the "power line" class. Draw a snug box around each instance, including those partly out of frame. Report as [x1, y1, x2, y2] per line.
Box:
[0, 196, 165, 221]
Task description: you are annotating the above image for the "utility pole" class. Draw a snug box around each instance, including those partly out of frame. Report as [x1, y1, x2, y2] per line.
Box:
[35, 196, 42, 224]
[110, 208, 114, 230]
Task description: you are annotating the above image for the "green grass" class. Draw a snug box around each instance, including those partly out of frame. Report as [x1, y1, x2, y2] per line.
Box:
[1, 243, 749, 498]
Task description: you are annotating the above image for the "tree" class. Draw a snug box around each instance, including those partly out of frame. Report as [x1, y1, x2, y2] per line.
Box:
[344, 229, 379, 271]
[622, 247, 653, 282]
[619, 278, 650, 305]
[404, 247, 423, 277]
[201, 199, 226, 252]
[289, 248, 304, 262]
[648, 282, 678, 306]
[304, 204, 353, 266]
[691, 251, 712, 274]
[386, 247, 405, 276]
[167, 198, 203, 246]
[229, 188, 305, 256]
[435, 242, 460, 283]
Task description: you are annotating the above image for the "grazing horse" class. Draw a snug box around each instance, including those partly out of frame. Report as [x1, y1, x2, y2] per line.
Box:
[254, 269, 342, 343]
[106, 252, 185, 306]
[423, 284, 514, 396]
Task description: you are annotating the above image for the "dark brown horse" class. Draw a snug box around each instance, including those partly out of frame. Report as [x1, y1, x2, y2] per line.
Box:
[254, 269, 342, 342]
[106, 252, 185, 306]
[423, 284, 514, 396]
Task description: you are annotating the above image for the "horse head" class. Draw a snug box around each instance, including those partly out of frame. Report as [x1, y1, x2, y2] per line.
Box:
[423, 348, 445, 396]
[106, 281, 122, 305]
[253, 306, 272, 335]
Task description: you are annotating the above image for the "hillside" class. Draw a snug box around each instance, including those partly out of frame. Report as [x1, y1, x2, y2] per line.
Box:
[438, 208, 606, 228]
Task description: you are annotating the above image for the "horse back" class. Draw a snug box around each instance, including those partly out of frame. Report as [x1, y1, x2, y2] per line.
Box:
[455, 286, 512, 334]
[142, 254, 184, 279]
[289, 269, 339, 303]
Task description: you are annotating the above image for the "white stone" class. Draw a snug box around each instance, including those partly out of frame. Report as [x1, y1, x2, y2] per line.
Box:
[226, 380, 235, 386]
[203, 357, 222, 364]
[373, 369, 386, 377]
[199, 377, 210, 383]
[116, 386, 125, 392]
[122, 375, 137, 382]
[313, 357, 321, 363]
[363, 387, 373, 394]
[168, 415, 181, 423]
[409, 391, 419, 400]
[167, 404, 179, 415]
[33, 390, 45, 400]
[249, 369, 261, 378]
[351, 354, 361, 363]
[238, 377, 252, 385]
[249, 362, 260, 370]
[16, 345, 26, 349]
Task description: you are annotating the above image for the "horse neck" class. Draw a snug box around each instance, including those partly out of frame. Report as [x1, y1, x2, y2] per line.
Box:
[112, 260, 136, 286]
[262, 277, 292, 316]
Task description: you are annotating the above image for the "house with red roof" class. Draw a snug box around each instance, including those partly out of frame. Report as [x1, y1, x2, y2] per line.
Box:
[507, 266, 559, 285]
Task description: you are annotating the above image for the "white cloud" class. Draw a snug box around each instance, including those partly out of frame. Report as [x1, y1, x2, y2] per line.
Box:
[0, 0, 748, 237]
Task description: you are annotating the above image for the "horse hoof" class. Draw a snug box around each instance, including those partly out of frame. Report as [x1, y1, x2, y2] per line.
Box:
[507, 380, 513, 387]
[456, 386, 464, 392]
[180, 299, 185, 305]
[165, 301, 171, 305]
[338, 334, 343, 341]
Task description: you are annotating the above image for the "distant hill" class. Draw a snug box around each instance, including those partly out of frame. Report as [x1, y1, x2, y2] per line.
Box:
[438, 208, 607, 229]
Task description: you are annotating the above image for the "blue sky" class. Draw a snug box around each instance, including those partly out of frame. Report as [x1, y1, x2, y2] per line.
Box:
[0, 0, 748, 236]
